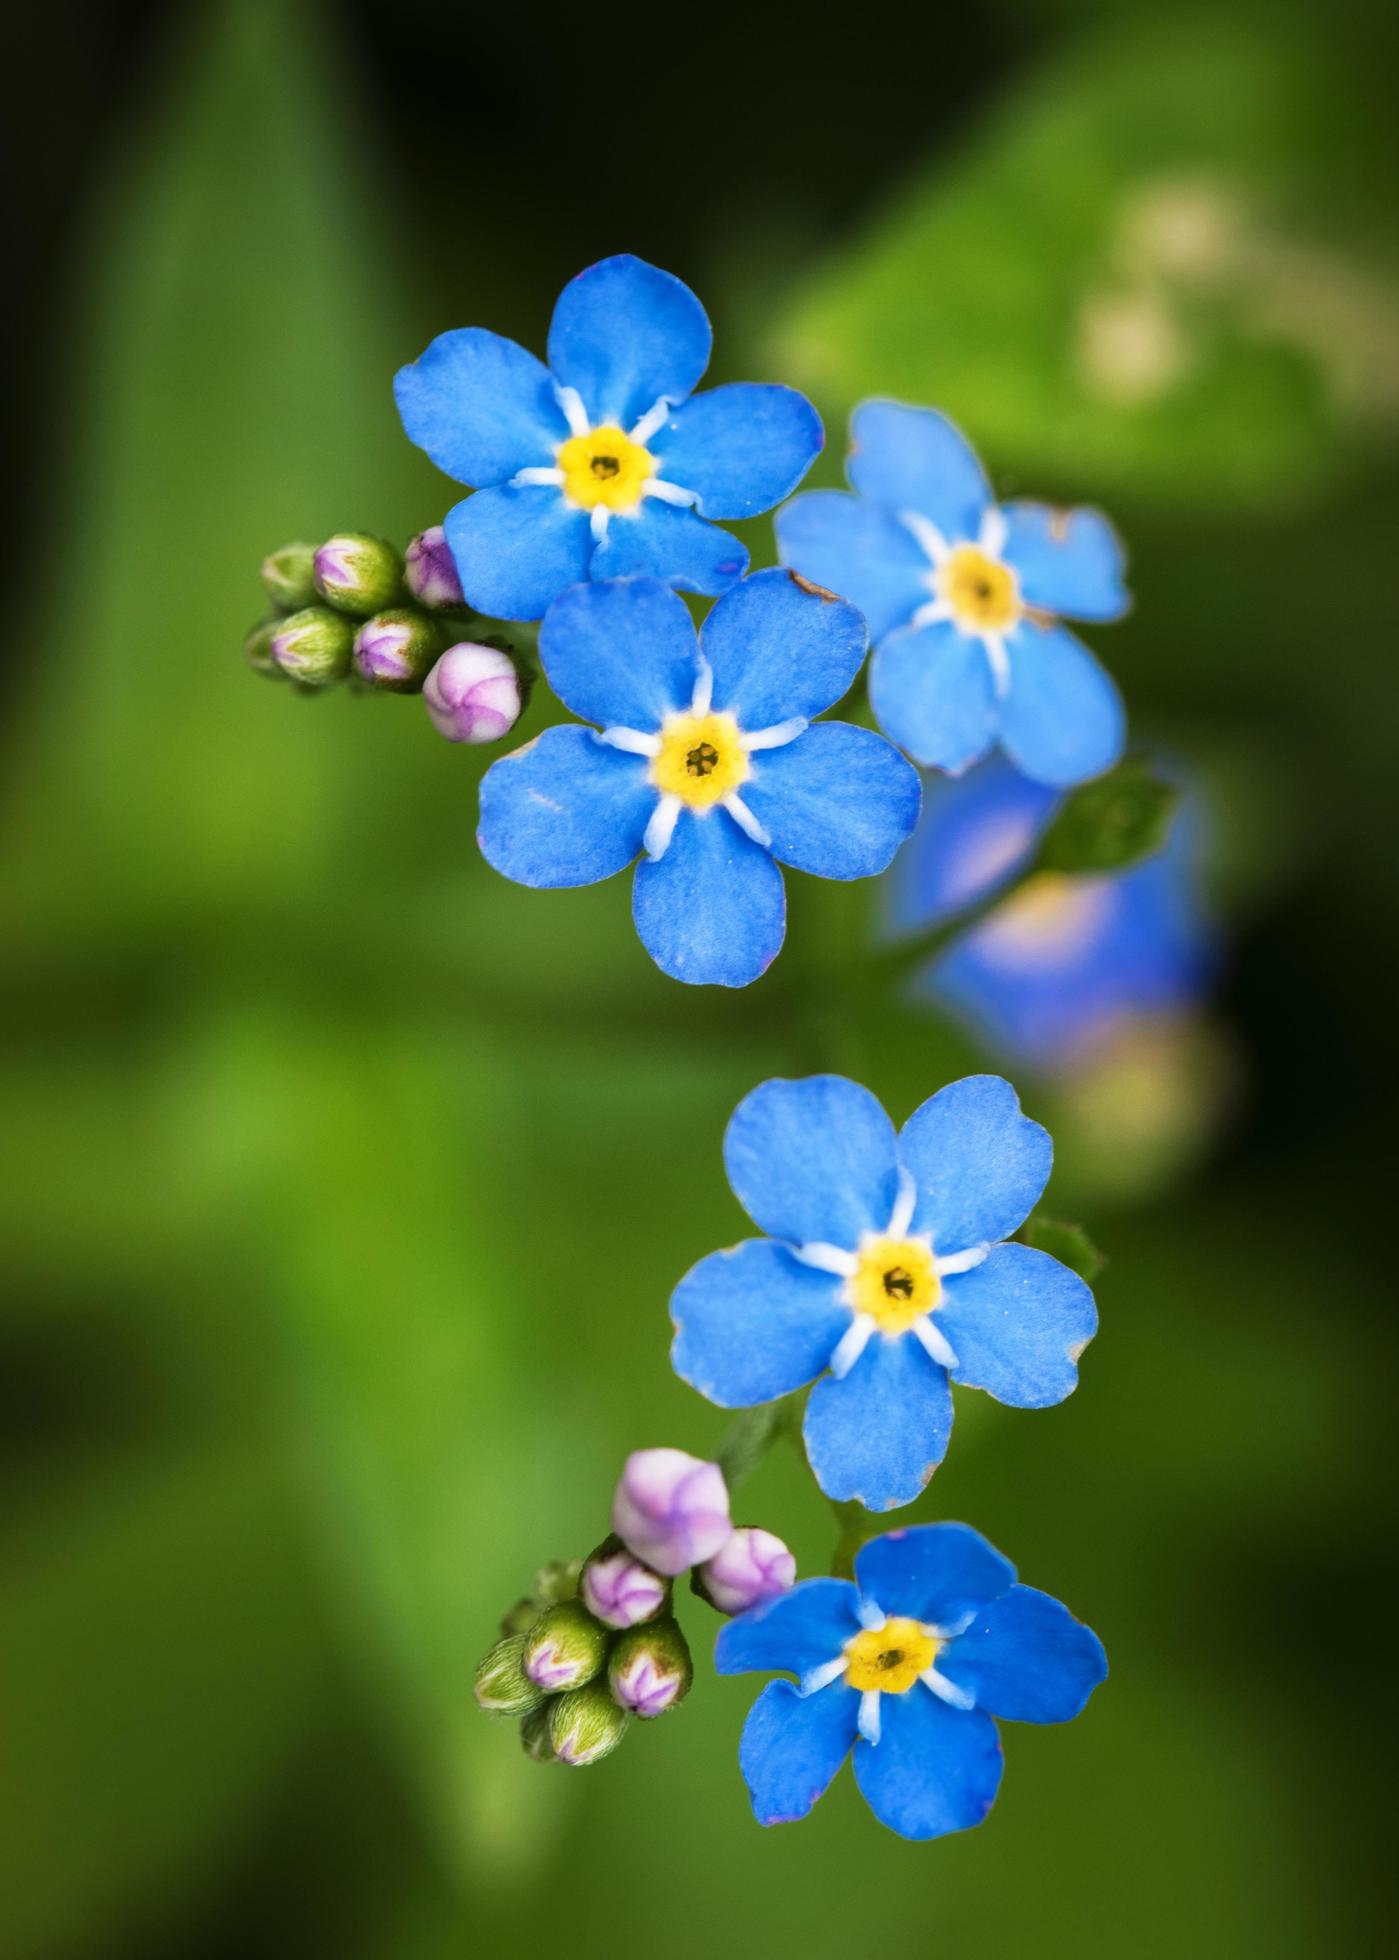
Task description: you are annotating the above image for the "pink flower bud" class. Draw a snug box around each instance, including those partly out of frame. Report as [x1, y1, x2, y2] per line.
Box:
[423, 642, 524, 744]
[611, 1449, 731, 1577]
[404, 526, 465, 610]
[697, 1527, 796, 1616]
[580, 1540, 670, 1630]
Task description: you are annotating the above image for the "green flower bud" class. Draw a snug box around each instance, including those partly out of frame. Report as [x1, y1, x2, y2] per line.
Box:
[243, 618, 286, 680]
[549, 1680, 629, 1767]
[351, 608, 445, 692]
[499, 1596, 541, 1638]
[260, 541, 318, 611]
[523, 1599, 609, 1694]
[520, 1703, 557, 1764]
[473, 1634, 544, 1717]
[532, 1559, 583, 1609]
[607, 1617, 693, 1718]
[313, 533, 404, 616]
[269, 607, 354, 687]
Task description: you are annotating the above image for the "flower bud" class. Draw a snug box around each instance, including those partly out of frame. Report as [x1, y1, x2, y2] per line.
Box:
[520, 1703, 556, 1764]
[499, 1597, 540, 1638]
[423, 641, 524, 745]
[611, 1449, 732, 1577]
[607, 1618, 692, 1718]
[580, 1536, 671, 1630]
[532, 1558, 583, 1609]
[523, 1598, 609, 1693]
[404, 526, 466, 610]
[269, 606, 354, 686]
[351, 608, 444, 692]
[549, 1680, 629, 1767]
[473, 1634, 544, 1717]
[260, 542, 318, 611]
[696, 1527, 797, 1615]
[313, 533, 403, 616]
[243, 618, 286, 679]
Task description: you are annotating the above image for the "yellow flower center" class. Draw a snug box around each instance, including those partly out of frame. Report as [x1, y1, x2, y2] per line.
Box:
[940, 545, 1021, 632]
[557, 426, 655, 510]
[650, 711, 750, 810]
[979, 871, 1111, 964]
[846, 1235, 940, 1334]
[844, 1618, 940, 1694]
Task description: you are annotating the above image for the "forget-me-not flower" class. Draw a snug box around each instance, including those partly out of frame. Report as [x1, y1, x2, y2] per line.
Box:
[476, 573, 921, 988]
[395, 253, 823, 620]
[716, 1521, 1106, 1840]
[893, 756, 1214, 1066]
[776, 401, 1129, 786]
[671, 1073, 1096, 1507]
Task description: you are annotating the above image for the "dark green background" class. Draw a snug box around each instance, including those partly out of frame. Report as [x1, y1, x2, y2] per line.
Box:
[3, 1, 1395, 1953]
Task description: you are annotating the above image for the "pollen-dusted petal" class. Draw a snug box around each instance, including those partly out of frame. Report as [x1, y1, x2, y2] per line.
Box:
[547, 253, 712, 430]
[897, 1074, 1051, 1254]
[802, 1332, 954, 1510]
[852, 1682, 1003, 1841]
[738, 1680, 860, 1827]
[1000, 501, 1129, 623]
[868, 617, 997, 775]
[670, 1238, 850, 1408]
[722, 1075, 901, 1249]
[650, 382, 823, 520]
[936, 1243, 1097, 1408]
[847, 400, 993, 541]
[741, 722, 921, 881]
[999, 620, 1126, 789]
[776, 490, 932, 643]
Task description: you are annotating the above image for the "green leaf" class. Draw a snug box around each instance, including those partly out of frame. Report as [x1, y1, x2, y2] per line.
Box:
[1020, 1213, 1107, 1285]
[1036, 754, 1179, 875]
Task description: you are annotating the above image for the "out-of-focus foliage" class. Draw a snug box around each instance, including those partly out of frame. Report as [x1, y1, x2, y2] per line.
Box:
[0, 0, 1392, 1955]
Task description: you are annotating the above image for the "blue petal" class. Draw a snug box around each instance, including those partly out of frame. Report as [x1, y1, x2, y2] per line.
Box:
[739, 1681, 859, 1826]
[715, 1578, 861, 1678]
[723, 1075, 900, 1248]
[938, 1244, 1096, 1408]
[547, 254, 711, 429]
[631, 810, 784, 987]
[590, 500, 748, 595]
[854, 1523, 1015, 1627]
[775, 491, 931, 643]
[1000, 502, 1129, 622]
[1000, 622, 1125, 788]
[393, 328, 566, 487]
[670, 1239, 849, 1408]
[888, 756, 1058, 931]
[651, 384, 822, 520]
[803, 1334, 953, 1509]
[538, 578, 697, 730]
[938, 1584, 1107, 1724]
[699, 568, 868, 729]
[897, 1075, 1051, 1254]
[444, 485, 591, 622]
[847, 401, 992, 540]
[477, 726, 651, 888]
[869, 620, 996, 773]
[853, 1686, 1003, 1841]
[742, 724, 921, 881]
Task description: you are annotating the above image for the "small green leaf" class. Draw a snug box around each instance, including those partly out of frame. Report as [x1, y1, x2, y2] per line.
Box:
[1036, 755, 1180, 875]
[1020, 1214, 1107, 1285]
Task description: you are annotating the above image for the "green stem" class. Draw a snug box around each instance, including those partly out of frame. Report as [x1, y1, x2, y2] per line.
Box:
[712, 1400, 797, 1492]
[828, 1500, 882, 1579]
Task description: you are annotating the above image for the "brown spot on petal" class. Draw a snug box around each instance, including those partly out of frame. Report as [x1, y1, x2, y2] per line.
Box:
[1048, 507, 1072, 543]
[788, 570, 840, 602]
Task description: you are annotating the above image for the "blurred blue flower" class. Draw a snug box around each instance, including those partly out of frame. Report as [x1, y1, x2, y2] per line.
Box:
[476, 574, 920, 988]
[671, 1073, 1095, 1505]
[892, 756, 1214, 1067]
[396, 253, 823, 620]
[776, 400, 1128, 786]
[716, 1521, 1106, 1840]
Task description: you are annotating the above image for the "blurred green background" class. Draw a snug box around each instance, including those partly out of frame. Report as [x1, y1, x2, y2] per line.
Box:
[3, 0, 1396, 1952]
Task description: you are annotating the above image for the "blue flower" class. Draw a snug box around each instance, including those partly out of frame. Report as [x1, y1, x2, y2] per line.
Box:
[776, 400, 1129, 787]
[395, 253, 823, 621]
[476, 572, 922, 988]
[716, 1521, 1106, 1840]
[671, 1073, 1095, 1505]
[892, 756, 1215, 1067]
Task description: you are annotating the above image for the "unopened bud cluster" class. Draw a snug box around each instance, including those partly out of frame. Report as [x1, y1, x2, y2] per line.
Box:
[473, 1448, 796, 1768]
[243, 526, 526, 743]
